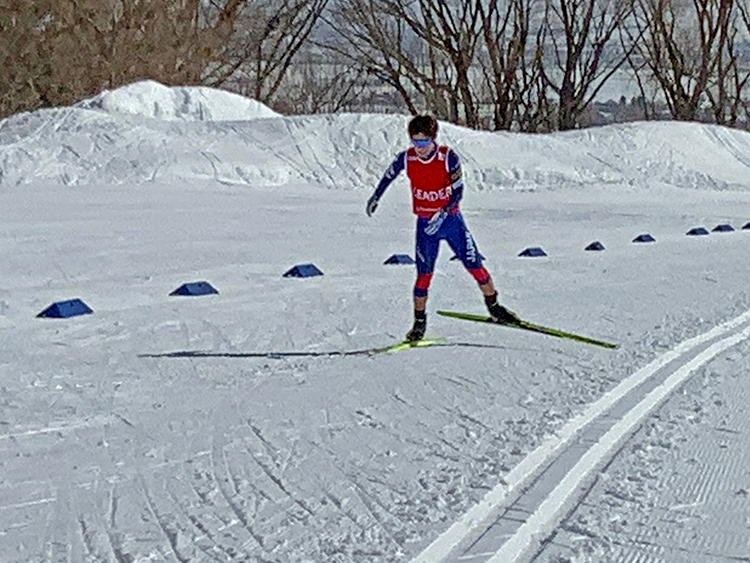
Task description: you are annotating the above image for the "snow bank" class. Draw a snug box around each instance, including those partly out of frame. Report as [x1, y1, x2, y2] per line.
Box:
[76, 80, 281, 121]
[1, 80, 750, 191]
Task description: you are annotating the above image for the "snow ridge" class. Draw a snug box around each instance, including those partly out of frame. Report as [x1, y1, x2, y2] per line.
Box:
[1, 81, 750, 192]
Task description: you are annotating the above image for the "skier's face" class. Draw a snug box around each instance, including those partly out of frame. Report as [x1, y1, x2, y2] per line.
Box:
[411, 134, 435, 157]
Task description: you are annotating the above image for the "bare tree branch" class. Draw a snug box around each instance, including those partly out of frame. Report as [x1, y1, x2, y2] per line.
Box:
[205, 0, 329, 106]
[538, 0, 636, 130]
[631, 0, 732, 121]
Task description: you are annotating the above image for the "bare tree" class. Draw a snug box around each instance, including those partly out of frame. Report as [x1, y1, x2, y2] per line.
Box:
[736, 0, 750, 125]
[3, 0, 747, 128]
[322, 0, 432, 115]
[476, 0, 536, 130]
[518, 26, 559, 131]
[204, 0, 329, 106]
[377, 0, 484, 126]
[706, 0, 750, 126]
[537, 0, 636, 130]
[0, 1, 50, 115]
[325, 0, 486, 125]
[629, 0, 733, 121]
[0, 0, 247, 118]
[87, 0, 243, 88]
[276, 53, 373, 114]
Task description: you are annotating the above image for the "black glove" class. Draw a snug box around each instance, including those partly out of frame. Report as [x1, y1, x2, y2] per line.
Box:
[366, 195, 379, 217]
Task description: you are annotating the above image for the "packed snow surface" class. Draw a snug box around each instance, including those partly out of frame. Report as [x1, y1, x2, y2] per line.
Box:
[1, 82, 750, 563]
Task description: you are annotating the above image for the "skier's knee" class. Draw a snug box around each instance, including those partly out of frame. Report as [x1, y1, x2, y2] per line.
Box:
[414, 272, 433, 296]
[468, 266, 490, 285]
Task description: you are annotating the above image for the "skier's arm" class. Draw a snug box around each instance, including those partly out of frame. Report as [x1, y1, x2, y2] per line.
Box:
[367, 152, 406, 216]
[445, 149, 464, 211]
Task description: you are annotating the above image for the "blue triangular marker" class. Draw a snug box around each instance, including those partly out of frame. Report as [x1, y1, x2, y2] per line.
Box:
[283, 263, 323, 278]
[170, 281, 219, 296]
[687, 227, 709, 236]
[37, 298, 94, 319]
[585, 241, 605, 251]
[384, 254, 415, 265]
[518, 247, 547, 257]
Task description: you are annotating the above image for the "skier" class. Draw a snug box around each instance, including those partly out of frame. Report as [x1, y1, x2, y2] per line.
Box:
[366, 115, 518, 341]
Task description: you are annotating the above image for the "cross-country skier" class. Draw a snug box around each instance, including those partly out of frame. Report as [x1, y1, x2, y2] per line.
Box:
[366, 115, 518, 341]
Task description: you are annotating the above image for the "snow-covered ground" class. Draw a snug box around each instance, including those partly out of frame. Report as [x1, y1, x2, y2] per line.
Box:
[1, 81, 750, 563]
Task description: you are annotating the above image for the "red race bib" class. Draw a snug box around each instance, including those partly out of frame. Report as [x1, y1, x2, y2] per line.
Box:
[406, 145, 452, 217]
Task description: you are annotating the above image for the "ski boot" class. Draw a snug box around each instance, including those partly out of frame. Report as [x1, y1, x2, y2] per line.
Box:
[485, 293, 520, 324]
[405, 311, 427, 342]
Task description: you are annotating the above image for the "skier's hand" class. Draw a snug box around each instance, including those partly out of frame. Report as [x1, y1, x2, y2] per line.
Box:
[366, 195, 379, 217]
[424, 208, 447, 235]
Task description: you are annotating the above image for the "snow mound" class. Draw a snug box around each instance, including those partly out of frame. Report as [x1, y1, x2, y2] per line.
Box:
[76, 80, 281, 121]
[445, 120, 750, 193]
[1, 82, 750, 192]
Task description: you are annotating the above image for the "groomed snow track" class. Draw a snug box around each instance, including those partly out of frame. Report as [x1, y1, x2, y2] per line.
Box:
[411, 308, 750, 563]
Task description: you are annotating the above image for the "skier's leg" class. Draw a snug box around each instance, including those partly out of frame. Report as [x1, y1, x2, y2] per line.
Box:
[413, 217, 440, 308]
[443, 212, 490, 285]
[444, 213, 519, 323]
[408, 218, 439, 340]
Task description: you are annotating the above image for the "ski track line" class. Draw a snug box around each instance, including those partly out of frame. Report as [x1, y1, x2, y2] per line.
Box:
[410, 308, 750, 563]
[0, 414, 115, 441]
[492, 322, 750, 563]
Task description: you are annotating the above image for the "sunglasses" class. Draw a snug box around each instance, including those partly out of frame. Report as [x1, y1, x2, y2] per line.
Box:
[412, 137, 433, 147]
